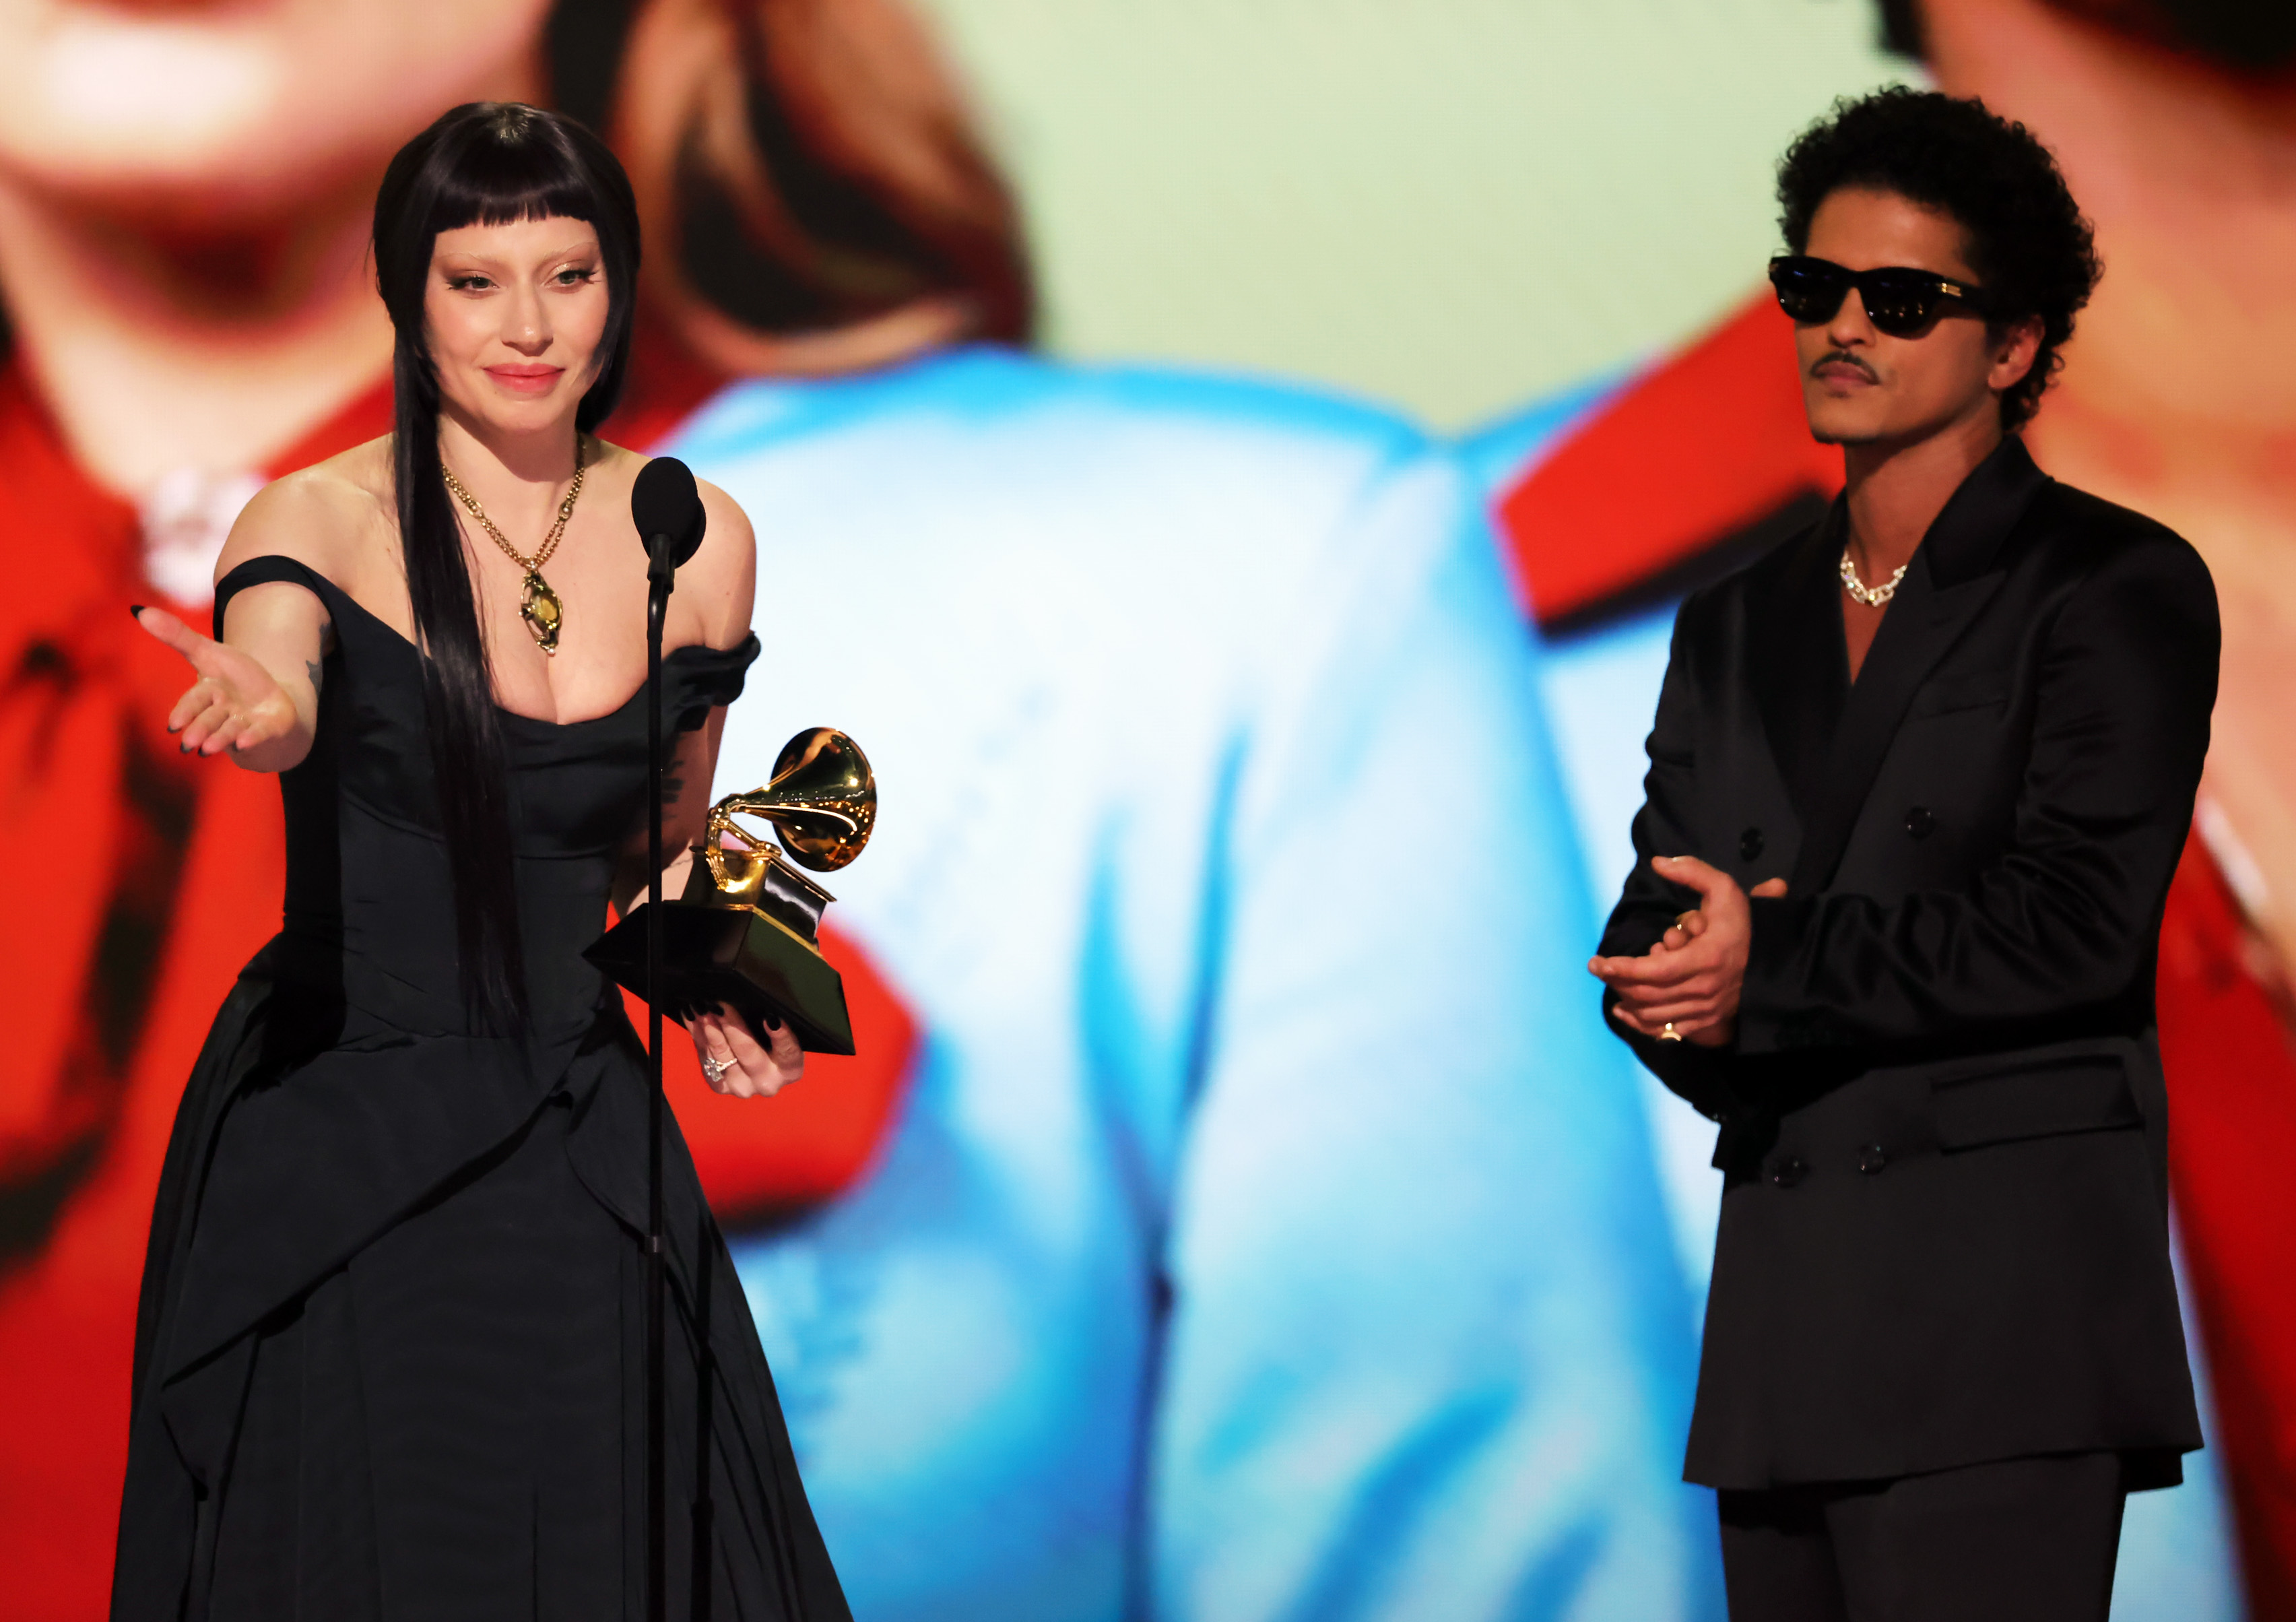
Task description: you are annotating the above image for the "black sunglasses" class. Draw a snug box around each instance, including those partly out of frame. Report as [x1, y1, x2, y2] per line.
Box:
[1767, 255, 1992, 336]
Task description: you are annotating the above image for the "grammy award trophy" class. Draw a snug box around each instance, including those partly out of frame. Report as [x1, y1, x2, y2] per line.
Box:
[587, 727, 876, 1053]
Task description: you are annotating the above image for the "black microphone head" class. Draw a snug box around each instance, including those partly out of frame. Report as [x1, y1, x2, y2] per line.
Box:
[631, 456, 707, 566]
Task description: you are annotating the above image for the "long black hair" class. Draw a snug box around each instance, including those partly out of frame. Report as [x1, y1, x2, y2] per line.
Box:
[372, 102, 642, 1030]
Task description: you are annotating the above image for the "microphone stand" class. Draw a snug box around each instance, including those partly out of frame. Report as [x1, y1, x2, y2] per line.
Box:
[627, 455, 709, 1622]
[645, 527, 674, 1622]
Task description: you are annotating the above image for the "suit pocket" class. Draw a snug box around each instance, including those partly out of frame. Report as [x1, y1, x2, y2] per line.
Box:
[1909, 670, 2010, 718]
[1929, 1051, 2143, 1150]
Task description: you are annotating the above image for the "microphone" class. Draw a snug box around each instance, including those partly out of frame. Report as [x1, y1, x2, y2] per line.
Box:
[631, 456, 707, 569]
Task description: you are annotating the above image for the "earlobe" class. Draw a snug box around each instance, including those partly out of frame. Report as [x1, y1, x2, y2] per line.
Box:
[1993, 317, 2044, 388]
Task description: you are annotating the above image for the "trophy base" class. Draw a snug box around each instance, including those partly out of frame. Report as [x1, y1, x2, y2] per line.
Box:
[585, 901, 857, 1056]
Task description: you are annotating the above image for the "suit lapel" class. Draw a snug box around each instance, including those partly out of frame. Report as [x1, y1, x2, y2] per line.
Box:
[1787, 560, 2004, 891]
[1746, 508, 1848, 830]
[1786, 436, 2049, 892]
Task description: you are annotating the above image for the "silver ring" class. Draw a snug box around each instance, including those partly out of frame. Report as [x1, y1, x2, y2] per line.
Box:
[700, 1053, 733, 1085]
[1658, 1023, 1682, 1043]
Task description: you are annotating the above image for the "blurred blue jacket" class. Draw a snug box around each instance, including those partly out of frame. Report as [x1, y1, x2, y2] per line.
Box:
[671, 346, 1717, 1622]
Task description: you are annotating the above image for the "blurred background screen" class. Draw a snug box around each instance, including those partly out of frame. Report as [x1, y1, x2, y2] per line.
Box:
[2, 1, 2285, 1617]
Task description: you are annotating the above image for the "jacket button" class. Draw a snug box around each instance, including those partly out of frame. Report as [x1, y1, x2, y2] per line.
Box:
[1739, 826, 1765, 862]
[1905, 806, 1936, 839]
[1857, 1142, 1888, 1174]
[1768, 1155, 1808, 1188]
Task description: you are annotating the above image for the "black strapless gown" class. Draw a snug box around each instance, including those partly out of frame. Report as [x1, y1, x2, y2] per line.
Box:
[112, 557, 850, 1621]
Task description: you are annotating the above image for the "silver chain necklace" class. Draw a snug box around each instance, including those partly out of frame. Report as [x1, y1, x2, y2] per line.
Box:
[1839, 548, 1908, 608]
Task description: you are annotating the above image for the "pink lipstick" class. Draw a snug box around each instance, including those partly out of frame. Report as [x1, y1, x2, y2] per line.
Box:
[486, 364, 563, 397]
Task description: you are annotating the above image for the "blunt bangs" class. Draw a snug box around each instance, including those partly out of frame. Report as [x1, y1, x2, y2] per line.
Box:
[426, 119, 606, 239]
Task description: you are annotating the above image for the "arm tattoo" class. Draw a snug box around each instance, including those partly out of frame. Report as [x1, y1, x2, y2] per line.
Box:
[306, 617, 333, 696]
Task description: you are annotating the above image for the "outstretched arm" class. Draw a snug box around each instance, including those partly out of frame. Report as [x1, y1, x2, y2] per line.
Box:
[131, 465, 382, 773]
[131, 581, 327, 775]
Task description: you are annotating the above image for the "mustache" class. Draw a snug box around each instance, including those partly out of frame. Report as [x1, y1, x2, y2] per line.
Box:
[1811, 350, 1879, 383]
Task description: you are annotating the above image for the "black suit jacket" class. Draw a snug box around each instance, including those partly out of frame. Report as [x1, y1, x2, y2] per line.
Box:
[1600, 436, 2219, 1491]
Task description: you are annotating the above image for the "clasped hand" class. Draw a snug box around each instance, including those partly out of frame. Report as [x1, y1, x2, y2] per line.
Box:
[688, 1002, 806, 1100]
[641, 851, 807, 1101]
[1587, 855, 1787, 1048]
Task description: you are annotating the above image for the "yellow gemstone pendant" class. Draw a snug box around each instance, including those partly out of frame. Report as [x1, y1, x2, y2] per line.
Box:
[521, 570, 563, 655]
[441, 437, 586, 659]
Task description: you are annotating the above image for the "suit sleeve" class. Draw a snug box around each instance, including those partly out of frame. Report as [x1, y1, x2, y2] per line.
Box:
[1736, 536, 2219, 1053]
[1150, 446, 1715, 1621]
[1596, 595, 1742, 1117]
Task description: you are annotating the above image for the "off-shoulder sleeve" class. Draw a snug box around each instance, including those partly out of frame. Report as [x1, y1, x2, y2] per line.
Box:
[661, 632, 761, 733]
[212, 554, 339, 635]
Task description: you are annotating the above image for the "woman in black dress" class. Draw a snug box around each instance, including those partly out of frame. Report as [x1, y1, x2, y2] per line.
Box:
[113, 103, 849, 1619]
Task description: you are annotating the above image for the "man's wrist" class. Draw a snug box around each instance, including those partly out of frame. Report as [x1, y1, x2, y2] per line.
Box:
[1686, 1018, 1735, 1049]
[1732, 893, 1800, 1053]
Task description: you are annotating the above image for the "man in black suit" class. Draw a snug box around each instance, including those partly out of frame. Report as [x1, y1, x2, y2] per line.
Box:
[1588, 88, 2218, 1620]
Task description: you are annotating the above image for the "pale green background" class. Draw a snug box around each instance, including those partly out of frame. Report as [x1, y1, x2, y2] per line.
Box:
[916, 0, 1909, 427]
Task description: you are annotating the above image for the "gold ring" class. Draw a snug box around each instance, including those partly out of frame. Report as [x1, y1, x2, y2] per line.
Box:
[1674, 911, 1699, 931]
[1658, 1022, 1682, 1042]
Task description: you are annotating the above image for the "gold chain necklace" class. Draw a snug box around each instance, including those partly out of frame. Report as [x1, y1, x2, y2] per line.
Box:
[1839, 546, 1907, 609]
[440, 436, 586, 655]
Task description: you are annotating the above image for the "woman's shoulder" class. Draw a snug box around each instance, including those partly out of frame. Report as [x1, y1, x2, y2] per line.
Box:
[686, 468, 756, 646]
[592, 439, 755, 646]
[215, 436, 397, 591]
[589, 439, 752, 538]
[693, 470, 754, 552]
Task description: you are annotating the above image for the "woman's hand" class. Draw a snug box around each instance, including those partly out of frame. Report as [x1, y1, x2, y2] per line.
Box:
[687, 1003, 806, 1099]
[132, 602, 315, 772]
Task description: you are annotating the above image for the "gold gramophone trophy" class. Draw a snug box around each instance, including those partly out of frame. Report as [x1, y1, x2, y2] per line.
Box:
[586, 727, 876, 1054]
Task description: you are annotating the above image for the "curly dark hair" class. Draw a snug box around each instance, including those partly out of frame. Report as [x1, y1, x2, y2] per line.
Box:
[1777, 88, 2101, 428]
